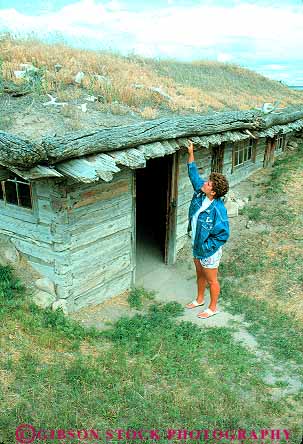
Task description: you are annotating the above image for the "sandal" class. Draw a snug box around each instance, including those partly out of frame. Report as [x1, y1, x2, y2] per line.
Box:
[186, 299, 205, 309]
[197, 308, 219, 319]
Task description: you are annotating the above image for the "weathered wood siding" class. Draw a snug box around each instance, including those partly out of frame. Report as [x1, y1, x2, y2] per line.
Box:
[175, 147, 212, 255]
[223, 138, 266, 186]
[66, 169, 134, 311]
[0, 179, 72, 292]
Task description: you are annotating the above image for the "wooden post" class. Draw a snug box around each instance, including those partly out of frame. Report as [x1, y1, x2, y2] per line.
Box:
[130, 171, 136, 286]
[165, 152, 179, 265]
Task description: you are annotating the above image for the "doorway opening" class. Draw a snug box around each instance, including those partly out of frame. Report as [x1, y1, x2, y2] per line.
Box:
[135, 155, 174, 281]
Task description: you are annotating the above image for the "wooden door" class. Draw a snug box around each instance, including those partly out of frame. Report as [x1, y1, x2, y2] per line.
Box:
[211, 144, 225, 173]
[164, 152, 179, 265]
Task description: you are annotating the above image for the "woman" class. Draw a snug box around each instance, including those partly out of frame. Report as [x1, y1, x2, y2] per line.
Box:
[186, 141, 230, 319]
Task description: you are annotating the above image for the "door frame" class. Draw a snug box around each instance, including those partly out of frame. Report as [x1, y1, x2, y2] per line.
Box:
[165, 152, 179, 265]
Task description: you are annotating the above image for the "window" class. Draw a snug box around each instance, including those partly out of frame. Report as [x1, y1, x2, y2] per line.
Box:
[233, 139, 254, 169]
[0, 176, 33, 209]
[275, 135, 285, 152]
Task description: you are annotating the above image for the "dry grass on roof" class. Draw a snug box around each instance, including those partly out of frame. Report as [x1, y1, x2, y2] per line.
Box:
[1, 34, 303, 119]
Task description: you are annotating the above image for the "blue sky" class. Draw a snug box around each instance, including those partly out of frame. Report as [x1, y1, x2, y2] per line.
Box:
[1, 0, 303, 85]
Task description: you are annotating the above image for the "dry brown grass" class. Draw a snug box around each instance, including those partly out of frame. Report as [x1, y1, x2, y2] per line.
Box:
[1, 34, 302, 114]
[140, 106, 159, 119]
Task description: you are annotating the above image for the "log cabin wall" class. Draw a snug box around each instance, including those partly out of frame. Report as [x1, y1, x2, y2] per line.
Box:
[224, 137, 266, 186]
[0, 179, 72, 296]
[65, 168, 134, 312]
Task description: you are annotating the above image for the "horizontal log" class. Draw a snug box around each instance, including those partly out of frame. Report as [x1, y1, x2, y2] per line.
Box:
[1, 108, 302, 170]
[42, 111, 258, 164]
[0, 131, 46, 168]
[260, 109, 303, 129]
[72, 272, 131, 310]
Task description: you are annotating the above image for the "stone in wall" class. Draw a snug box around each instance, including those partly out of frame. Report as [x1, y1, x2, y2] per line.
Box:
[32, 290, 56, 309]
[52, 299, 68, 315]
[0, 236, 20, 266]
[35, 277, 56, 297]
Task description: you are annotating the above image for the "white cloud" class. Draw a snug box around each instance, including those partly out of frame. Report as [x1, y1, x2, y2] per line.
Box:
[0, 1, 302, 82]
[217, 52, 233, 63]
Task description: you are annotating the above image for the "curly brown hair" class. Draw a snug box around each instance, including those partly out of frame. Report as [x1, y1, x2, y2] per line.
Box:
[209, 172, 229, 198]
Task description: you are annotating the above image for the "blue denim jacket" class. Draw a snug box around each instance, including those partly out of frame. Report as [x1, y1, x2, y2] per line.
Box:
[187, 162, 230, 259]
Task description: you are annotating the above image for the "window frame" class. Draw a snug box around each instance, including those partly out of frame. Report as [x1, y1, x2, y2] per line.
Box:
[275, 135, 285, 153]
[232, 139, 255, 171]
[0, 175, 33, 210]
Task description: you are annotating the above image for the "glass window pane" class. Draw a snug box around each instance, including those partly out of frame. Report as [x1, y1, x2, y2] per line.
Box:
[243, 149, 247, 162]
[5, 181, 18, 205]
[18, 183, 32, 208]
[234, 151, 238, 166]
[239, 150, 243, 164]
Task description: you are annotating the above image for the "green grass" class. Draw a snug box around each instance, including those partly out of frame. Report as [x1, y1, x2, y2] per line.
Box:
[127, 286, 155, 309]
[1, 272, 302, 443]
[1, 148, 303, 443]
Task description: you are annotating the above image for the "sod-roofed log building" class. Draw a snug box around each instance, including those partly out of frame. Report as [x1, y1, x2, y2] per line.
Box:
[1, 107, 303, 312]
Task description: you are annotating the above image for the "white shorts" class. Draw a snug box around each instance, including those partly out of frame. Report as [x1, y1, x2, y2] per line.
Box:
[199, 248, 222, 269]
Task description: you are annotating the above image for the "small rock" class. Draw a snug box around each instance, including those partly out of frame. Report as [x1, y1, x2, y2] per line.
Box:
[225, 200, 239, 217]
[243, 197, 249, 204]
[236, 199, 245, 210]
[287, 141, 298, 149]
[225, 191, 237, 201]
[32, 290, 56, 309]
[246, 220, 253, 229]
[132, 83, 144, 89]
[95, 74, 111, 84]
[74, 71, 85, 84]
[149, 86, 172, 100]
[54, 64, 62, 72]
[52, 299, 68, 315]
[0, 243, 20, 266]
[35, 277, 56, 296]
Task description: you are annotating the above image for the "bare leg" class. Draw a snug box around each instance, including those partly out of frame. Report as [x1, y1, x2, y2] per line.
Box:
[186, 258, 208, 308]
[198, 266, 220, 318]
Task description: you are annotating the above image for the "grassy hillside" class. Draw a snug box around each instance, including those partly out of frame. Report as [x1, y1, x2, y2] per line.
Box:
[1, 34, 302, 119]
[0, 146, 303, 444]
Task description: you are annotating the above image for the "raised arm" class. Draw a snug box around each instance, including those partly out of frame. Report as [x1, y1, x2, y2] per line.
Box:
[187, 140, 205, 192]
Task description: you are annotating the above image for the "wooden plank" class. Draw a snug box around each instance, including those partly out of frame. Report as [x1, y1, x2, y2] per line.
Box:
[70, 230, 131, 268]
[176, 234, 189, 256]
[167, 139, 180, 149]
[72, 253, 131, 294]
[11, 237, 68, 264]
[0, 201, 37, 223]
[137, 141, 167, 159]
[0, 166, 11, 180]
[0, 213, 53, 242]
[70, 213, 132, 249]
[161, 140, 176, 155]
[87, 153, 120, 172]
[9, 165, 63, 180]
[109, 148, 146, 169]
[70, 196, 132, 226]
[165, 152, 179, 265]
[55, 158, 99, 183]
[26, 260, 73, 287]
[130, 172, 136, 285]
[36, 197, 55, 224]
[176, 137, 189, 148]
[72, 272, 131, 310]
[71, 179, 130, 208]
